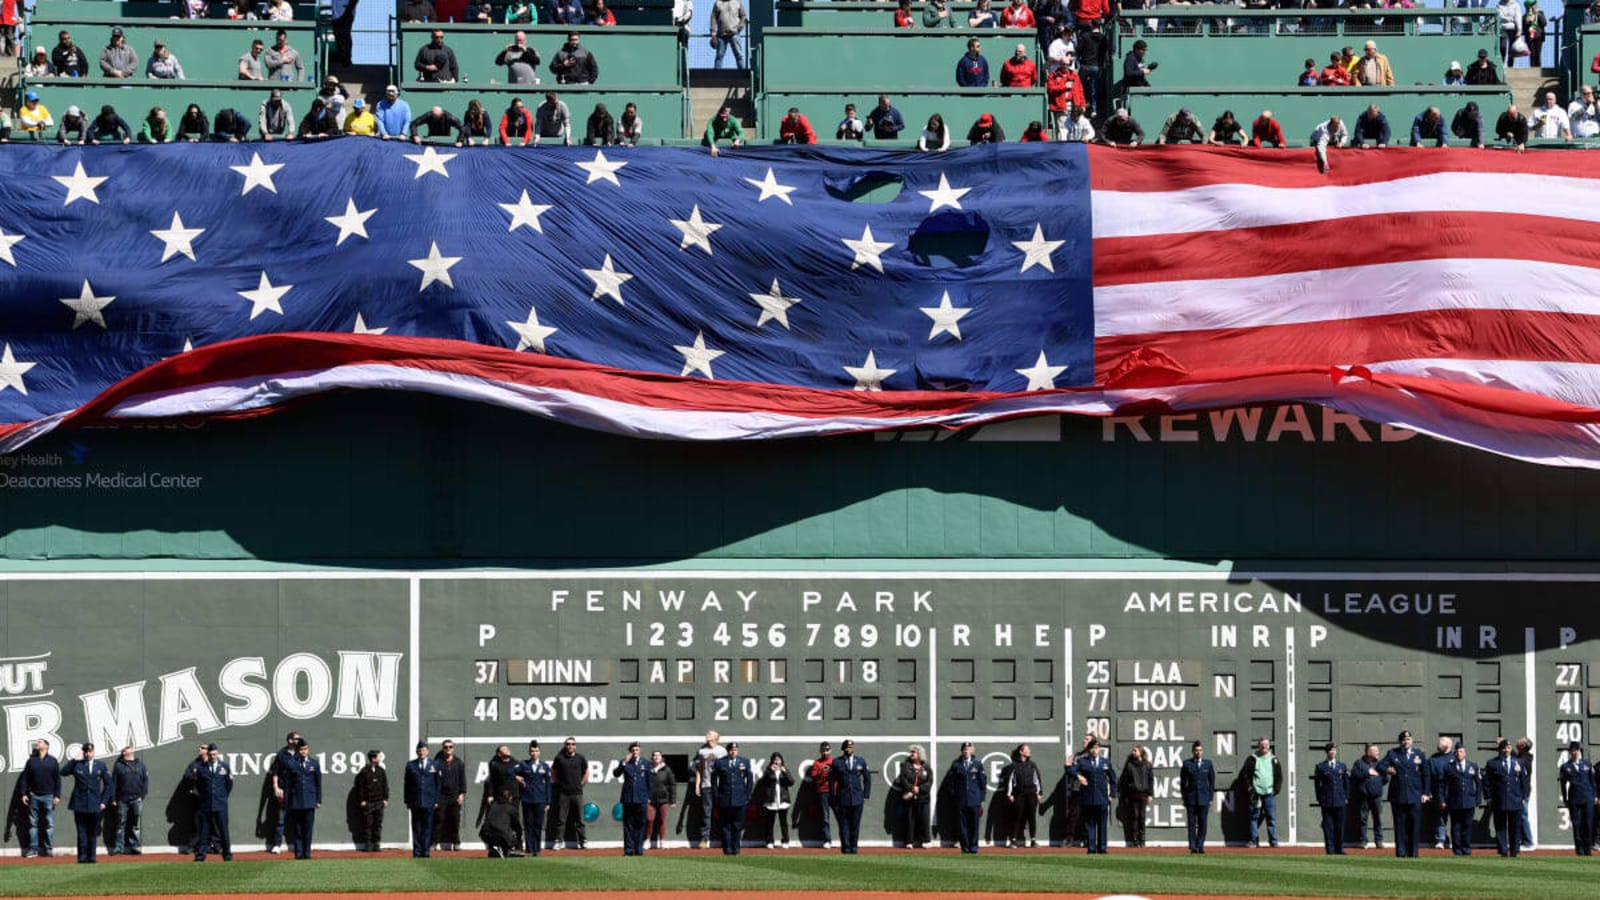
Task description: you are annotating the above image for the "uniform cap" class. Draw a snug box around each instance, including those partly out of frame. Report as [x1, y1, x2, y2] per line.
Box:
[727, 741, 739, 750]
[1397, 730, 1411, 741]
[206, 742, 219, 751]
[1497, 738, 1511, 750]
[1477, 48, 1489, 58]
[416, 741, 428, 750]
[1324, 742, 1337, 752]
[819, 741, 831, 751]
[841, 739, 854, 749]
[529, 739, 539, 749]
[1191, 740, 1204, 749]
[82, 742, 94, 752]
[1571, 741, 1584, 751]
[368, 749, 381, 761]
[961, 741, 974, 750]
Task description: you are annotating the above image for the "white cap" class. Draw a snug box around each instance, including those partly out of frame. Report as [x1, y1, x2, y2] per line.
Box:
[1448, 60, 1462, 71]
[66, 105, 81, 117]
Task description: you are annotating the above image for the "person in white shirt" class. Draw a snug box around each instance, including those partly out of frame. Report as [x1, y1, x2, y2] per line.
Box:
[1046, 31, 1075, 67]
[1057, 102, 1093, 142]
[1530, 90, 1571, 139]
[1568, 84, 1599, 138]
[1310, 116, 1348, 173]
[918, 113, 950, 151]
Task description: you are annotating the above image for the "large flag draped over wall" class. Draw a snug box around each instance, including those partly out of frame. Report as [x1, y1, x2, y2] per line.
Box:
[0, 142, 1598, 466]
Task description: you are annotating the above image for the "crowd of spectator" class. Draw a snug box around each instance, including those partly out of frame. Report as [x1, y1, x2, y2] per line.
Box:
[17, 26, 308, 80]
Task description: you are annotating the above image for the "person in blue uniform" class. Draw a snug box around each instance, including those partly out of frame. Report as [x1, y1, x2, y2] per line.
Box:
[1312, 743, 1349, 855]
[1440, 744, 1480, 855]
[284, 739, 323, 860]
[61, 743, 111, 864]
[1179, 740, 1214, 854]
[1351, 744, 1387, 849]
[949, 741, 986, 854]
[193, 743, 233, 862]
[404, 741, 442, 858]
[615, 742, 656, 856]
[712, 741, 754, 855]
[1073, 739, 1117, 854]
[830, 739, 871, 854]
[1240, 737, 1283, 848]
[1558, 741, 1596, 856]
[1383, 730, 1428, 857]
[1426, 736, 1454, 850]
[514, 741, 551, 856]
[1483, 738, 1526, 857]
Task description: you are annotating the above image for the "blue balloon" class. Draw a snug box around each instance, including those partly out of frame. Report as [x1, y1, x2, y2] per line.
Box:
[612, 802, 625, 821]
[583, 801, 601, 822]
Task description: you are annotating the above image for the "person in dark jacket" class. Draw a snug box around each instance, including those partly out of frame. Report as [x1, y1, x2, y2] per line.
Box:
[1383, 730, 1429, 857]
[1351, 743, 1387, 848]
[1452, 102, 1486, 148]
[894, 746, 933, 848]
[266, 732, 300, 855]
[956, 37, 990, 87]
[550, 31, 598, 84]
[1312, 743, 1350, 855]
[1073, 740, 1117, 854]
[88, 105, 132, 144]
[756, 752, 793, 848]
[1118, 745, 1153, 847]
[1484, 738, 1526, 856]
[548, 736, 588, 849]
[283, 740, 323, 859]
[478, 745, 520, 844]
[298, 97, 338, 139]
[211, 108, 251, 142]
[1410, 106, 1447, 147]
[615, 742, 655, 855]
[109, 746, 148, 855]
[52, 29, 90, 77]
[1496, 103, 1530, 150]
[584, 102, 616, 146]
[1352, 103, 1391, 148]
[192, 743, 234, 862]
[413, 28, 459, 81]
[1099, 108, 1143, 145]
[949, 742, 986, 853]
[966, 112, 1005, 144]
[404, 742, 441, 858]
[513, 741, 551, 855]
[434, 741, 468, 852]
[1514, 737, 1534, 849]
[1240, 737, 1284, 847]
[479, 789, 521, 857]
[830, 740, 871, 854]
[177, 103, 209, 142]
[712, 742, 754, 854]
[61, 744, 111, 864]
[1464, 47, 1498, 84]
[20, 739, 62, 858]
[353, 750, 389, 851]
[646, 751, 675, 850]
[1178, 741, 1214, 853]
[1005, 744, 1041, 847]
[1441, 744, 1480, 855]
[1559, 741, 1596, 856]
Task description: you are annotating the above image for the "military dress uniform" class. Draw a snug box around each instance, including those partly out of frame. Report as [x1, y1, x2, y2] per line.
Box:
[1440, 753, 1480, 855]
[615, 753, 657, 856]
[1483, 745, 1526, 857]
[513, 750, 552, 856]
[1558, 743, 1597, 856]
[1073, 750, 1117, 854]
[404, 747, 442, 858]
[1313, 749, 1350, 855]
[193, 749, 234, 862]
[711, 748, 754, 855]
[949, 751, 986, 854]
[1178, 745, 1215, 854]
[283, 752, 323, 859]
[61, 751, 111, 864]
[1382, 735, 1428, 857]
[829, 743, 872, 854]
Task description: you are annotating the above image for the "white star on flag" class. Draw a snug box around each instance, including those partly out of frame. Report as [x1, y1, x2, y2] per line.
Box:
[843, 225, 893, 273]
[52, 162, 107, 206]
[743, 167, 797, 205]
[0, 343, 37, 395]
[576, 150, 628, 186]
[0, 227, 23, 266]
[1016, 350, 1068, 390]
[917, 173, 971, 213]
[1013, 223, 1065, 273]
[229, 152, 284, 195]
[844, 350, 895, 391]
[238, 272, 293, 319]
[408, 241, 462, 291]
[506, 305, 559, 353]
[500, 190, 553, 234]
[749, 278, 801, 329]
[670, 205, 722, 255]
[325, 198, 376, 246]
[182, 337, 194, 353]
[584, 253, 634, 304]
[919, 291, 971, 341]
[60, 280, 115, 330]
[352, 313, 387, 335]
[674, 331, 725, 379]
[403, 145, 457, 179]
[150, 211, 205, 263]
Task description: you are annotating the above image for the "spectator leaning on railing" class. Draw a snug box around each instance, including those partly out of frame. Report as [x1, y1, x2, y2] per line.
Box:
[345, 98, 379, 136]
[1451, 101, 1485, 147]
[1496, 102, 1529, 151]
[89, 104, 132, 144]
[1352, 103, 1390, 147]
[1208, 110, 1243, 146]
[918, 113, 949, 150]
[1251, 110, 1285, 148]
[778, 108, 816, 144]
[1156, 107, 1202, 144]
[534, 92, 572, 146]
[1409, 106, 1446, 147]
[618, 103, 642, 145]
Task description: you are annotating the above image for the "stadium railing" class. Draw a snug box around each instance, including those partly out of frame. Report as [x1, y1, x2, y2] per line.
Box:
[756, 85, 1048, 142]
[21, 18, 319, 81]
[395, 22, 684, 87]
[13, 78, 321, 135]
[401, 82, 689, 137]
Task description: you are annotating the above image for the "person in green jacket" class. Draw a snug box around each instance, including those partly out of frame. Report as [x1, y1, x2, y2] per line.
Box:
[922, 0, 956, 27]
[139, 107, 171, 143]
[703, 105, 743, 156]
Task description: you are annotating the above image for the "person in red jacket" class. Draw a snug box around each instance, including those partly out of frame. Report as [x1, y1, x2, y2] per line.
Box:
[1020, 119, 1051, 141]
[1045, 60, 1085, 125]
[778, 107, 816, 144]
[1000, 43, 1037, 86]
[1319, 50, 1351, 85]
[1069, 0, 1112, 27]
[1250, 109, 1285, 148]
[500, 97, 534, 145]
[894, 0, 916, 27]
[1000, 0, 1035, 27]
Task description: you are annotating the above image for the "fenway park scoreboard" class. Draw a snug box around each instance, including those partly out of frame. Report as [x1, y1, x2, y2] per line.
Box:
[1, 571, 1596, 848]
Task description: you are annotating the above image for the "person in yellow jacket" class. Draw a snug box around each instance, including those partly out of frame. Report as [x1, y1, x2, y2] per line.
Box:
[1352, 40, 1394, 85]
[344, 97, 378, 136]
[18, 91, 53, 136]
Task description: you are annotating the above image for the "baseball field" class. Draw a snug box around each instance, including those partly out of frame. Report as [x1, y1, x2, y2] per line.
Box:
[0, 847, 1597, 899]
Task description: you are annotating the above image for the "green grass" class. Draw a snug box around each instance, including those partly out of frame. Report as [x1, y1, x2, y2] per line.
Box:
[5, 853, 1600, 898]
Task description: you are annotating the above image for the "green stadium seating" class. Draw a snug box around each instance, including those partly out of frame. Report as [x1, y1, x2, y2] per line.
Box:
[760, 27, 1044, 90]
[397, 23, 684, 88]
[1580, 23, 1600, 85]
[401, 82, 689, 138]
[1126, 83, 1512, 146]
[1123, 10, 1500, 89]
[15, 78, 320, 137]
[775, 1, 983, 29]
[30, 0, 318, 20]
[23, 19, 317, 82]
[756, 86, 1046, 142]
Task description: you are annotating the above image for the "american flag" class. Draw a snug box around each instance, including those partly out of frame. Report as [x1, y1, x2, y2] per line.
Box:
[0, 142, 1596, 467]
